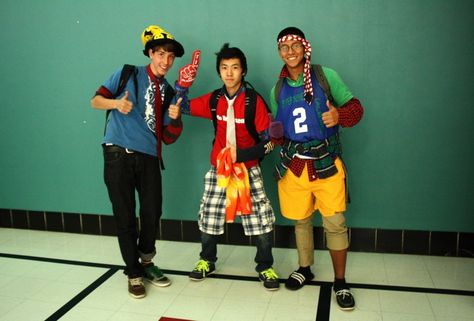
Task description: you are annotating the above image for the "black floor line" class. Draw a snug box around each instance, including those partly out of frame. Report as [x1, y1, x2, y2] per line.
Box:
[2, 252, 473, 297]
[45, 268, 119, 321]
[315, 284, 332, 321]
[1, 251, 474, 321]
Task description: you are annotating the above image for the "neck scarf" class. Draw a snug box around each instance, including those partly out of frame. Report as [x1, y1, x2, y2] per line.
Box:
[147, 65, 164, 162]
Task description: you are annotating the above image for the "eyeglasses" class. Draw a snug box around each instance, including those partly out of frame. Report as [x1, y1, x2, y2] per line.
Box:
[279, 42, 303, 53]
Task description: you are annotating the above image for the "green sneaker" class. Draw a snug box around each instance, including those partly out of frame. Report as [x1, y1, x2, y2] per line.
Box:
[189, 259, 215, 281]
[143, 264, 171, 287]
[258, 267, 280, 291]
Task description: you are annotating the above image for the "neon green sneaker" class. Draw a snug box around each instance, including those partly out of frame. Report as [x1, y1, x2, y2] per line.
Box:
[189, 259, 215, 281]
[259, 267, 280, 290]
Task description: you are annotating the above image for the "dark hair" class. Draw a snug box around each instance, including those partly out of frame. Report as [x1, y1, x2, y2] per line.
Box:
[149, 42, 177, 55]
[215, 43, 247, 76]
[277, 26, 306, 41]
[143, 40, 184, 57]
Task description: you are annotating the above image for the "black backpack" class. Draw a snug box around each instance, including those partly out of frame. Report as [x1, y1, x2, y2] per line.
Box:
[274, 64, 334, 105]
[209, 86, 269, 144]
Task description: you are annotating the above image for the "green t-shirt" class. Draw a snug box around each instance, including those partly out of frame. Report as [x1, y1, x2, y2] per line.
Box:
[269, 66, 353, 116]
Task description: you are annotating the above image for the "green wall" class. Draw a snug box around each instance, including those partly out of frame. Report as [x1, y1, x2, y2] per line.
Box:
[1, 0, 473, 232]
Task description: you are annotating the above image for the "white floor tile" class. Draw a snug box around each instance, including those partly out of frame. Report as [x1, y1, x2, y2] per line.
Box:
[212, 297, 269, 321]
[164, 294, 222, 321]
[381, 311, 436, 321]
[223, 279, 275, 303]
[330, 308, 382, 321]
[181, 277, 233, 298]
[59, 306, 115, 321]
[269, 285, 319, 307]
[378, 290, 434, 316]
[0, 296, 23, 317]
[428, 293, 474, 320]
[0, 299, 59, 321]
[263, 303, 317, 321]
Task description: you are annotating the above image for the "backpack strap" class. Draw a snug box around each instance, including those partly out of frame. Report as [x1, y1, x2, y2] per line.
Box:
[274, 78, 284, 105]
[162, 85, 176, 116]
[113, 64, 137, 98]
[209, 89, 221, 137]
[105, 64, 137, 133]
[244, 88, 264, 144]
[312, 64, 335, 104]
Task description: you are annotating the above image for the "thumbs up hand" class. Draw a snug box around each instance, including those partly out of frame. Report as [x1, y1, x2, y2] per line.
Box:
[115, 91, 133, 114]
[168, 97, 182, 120]
[322, 100, 339, 128]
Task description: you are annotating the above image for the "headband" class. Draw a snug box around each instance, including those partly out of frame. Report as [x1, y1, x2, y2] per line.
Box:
[278, 34, 313, 104]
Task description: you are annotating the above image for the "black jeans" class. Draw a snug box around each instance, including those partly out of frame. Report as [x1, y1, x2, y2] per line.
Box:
[200, 231, 274, 272]
[103, 145, 162, 277]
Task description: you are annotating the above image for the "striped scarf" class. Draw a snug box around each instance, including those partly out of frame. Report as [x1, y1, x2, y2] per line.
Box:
[277, 34, 313, 104]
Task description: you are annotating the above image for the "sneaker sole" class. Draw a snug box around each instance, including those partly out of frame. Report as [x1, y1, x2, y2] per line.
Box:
[145, 278, 171, 287]
[189, 270, 215, 281]
[338, 305, 355, 311]
[263, 286, 280, 291]
[260, 280, 281, 291]
[128, 292, 146, 299]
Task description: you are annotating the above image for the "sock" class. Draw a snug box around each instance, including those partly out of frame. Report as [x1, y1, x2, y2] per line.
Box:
[296, 266, 312, 278]
[333, 278, 347, 292]
[141, 260, 153, 267]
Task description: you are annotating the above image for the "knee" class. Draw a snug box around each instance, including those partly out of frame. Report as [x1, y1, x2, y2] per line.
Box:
[323, 213, 349, 250]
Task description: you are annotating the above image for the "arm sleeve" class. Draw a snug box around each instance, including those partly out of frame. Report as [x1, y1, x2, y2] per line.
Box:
[236, 135, 275, 163]
[236, 95, 275, 162]
[162, 118, 183, 145]
[337, 97, 364, 128]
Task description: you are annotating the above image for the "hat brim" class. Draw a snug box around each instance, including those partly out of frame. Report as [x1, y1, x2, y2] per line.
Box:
[143, 38, 184, 57]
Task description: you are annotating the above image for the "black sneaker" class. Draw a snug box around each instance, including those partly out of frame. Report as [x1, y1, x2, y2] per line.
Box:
[189, 259, 215, 281]
[335, 288, 355, 311]
[285, 269, 314, 291]
[258, 267, 280, 291]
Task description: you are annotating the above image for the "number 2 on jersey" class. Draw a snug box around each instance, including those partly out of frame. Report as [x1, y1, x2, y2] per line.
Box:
[293, 107, 308, 134]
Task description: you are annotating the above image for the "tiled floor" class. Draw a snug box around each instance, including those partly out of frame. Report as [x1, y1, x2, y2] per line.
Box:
[0, 228, 473, 321]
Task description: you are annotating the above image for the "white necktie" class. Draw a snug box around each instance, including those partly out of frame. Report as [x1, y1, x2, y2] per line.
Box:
[225, 96, 237, 147]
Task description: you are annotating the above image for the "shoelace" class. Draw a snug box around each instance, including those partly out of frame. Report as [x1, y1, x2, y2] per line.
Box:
[195, 260, 210, 272]
[261, 268, 278, 280]
[129, 278, 144, 286]
[335, 289, 352, 299]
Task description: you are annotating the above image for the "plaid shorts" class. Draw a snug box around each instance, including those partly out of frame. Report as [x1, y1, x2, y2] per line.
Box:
[198, 166, 275, 236]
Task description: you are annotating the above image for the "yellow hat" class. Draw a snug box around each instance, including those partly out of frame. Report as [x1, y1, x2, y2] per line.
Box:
[141, 25, 184, 57]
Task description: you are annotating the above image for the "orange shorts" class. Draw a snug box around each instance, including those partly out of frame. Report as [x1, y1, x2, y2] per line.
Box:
[278, 157, 346, 219]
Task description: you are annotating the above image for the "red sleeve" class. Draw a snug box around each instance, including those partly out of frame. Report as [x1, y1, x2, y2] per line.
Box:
[189, 92, 213, 119]
[338, 98, 364, 128]
[95, 86, 113, 98]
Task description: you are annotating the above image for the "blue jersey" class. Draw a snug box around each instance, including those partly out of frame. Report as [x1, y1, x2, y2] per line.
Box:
[102, 66, 174, 156]
[275, 72, 338, 142]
